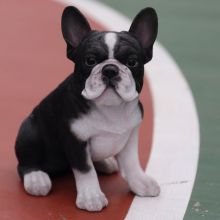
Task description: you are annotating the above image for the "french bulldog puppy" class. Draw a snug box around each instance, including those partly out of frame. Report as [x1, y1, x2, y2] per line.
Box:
[15, 6, 160, 212]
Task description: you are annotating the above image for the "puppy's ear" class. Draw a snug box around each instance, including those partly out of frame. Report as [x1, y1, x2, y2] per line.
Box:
[61, 6, 91, 61]
[129, 8, 158, 63]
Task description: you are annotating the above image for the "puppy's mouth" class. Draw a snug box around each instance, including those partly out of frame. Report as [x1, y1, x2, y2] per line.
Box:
[81, 59, 138, 102]
[102, 75, 121, 89]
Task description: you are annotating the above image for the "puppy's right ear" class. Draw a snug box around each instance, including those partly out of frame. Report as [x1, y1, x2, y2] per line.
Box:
[129, 8, 158, 63]
[61, 6, 91, 61]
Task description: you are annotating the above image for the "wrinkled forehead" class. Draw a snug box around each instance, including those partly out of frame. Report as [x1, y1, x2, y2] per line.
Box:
[80, 31, 142, 57]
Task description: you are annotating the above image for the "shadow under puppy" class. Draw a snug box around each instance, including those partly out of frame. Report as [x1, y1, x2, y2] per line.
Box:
[15, 6, 160, 212]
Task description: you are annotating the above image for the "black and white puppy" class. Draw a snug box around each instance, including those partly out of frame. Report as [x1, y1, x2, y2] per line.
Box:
[15, 6, 160, 212]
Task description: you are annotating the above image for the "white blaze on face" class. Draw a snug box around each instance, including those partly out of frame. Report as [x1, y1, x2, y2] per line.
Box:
[104, 32, 117, 58]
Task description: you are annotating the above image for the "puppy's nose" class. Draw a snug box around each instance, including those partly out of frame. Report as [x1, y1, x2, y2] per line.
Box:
[102, 64, 119, 79]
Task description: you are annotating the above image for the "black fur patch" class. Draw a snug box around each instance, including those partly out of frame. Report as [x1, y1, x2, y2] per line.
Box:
[15, 73, 91, 178]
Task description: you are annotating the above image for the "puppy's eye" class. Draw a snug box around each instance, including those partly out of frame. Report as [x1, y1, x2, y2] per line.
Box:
[127, 58, 138, 67]
[85, 57, 97, 66]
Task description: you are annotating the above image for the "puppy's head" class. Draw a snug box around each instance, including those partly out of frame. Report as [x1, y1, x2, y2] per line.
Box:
[61, 6, 158, 105]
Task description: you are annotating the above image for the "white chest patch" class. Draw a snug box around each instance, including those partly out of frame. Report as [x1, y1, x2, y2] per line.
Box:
[70, 98, 142, 161]
[104, 32, 117, 59]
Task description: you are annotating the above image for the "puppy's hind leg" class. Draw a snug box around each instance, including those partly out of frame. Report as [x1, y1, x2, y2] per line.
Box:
[94, 157, 119, 174]
[24, 170, 52, 196]
[15, 116, 52, 196]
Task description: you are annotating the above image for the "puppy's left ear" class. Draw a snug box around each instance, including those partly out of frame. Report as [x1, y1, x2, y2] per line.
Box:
[61, 6, 91, 61]
[129, 8, 158, 63]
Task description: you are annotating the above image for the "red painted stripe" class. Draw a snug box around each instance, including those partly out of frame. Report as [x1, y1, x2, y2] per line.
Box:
[0, 0, 153, 219]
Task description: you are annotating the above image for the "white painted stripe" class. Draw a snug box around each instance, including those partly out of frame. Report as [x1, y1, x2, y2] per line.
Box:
[54, 0, 200, 219]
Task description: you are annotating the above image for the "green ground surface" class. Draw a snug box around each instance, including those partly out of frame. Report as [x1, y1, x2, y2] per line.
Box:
[99, 0, 220, 219]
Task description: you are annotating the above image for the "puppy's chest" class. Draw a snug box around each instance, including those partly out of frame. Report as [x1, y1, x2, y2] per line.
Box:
[88, 130, 130, 161]
[70, 104, 142, 159]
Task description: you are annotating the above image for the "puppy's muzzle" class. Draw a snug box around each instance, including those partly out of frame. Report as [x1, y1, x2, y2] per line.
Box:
[102, 64, 120, 87]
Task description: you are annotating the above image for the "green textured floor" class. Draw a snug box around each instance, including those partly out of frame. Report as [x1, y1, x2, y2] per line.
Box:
[99, 0, 220, 219]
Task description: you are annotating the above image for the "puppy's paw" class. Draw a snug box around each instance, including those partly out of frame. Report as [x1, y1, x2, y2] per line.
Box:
[94, 157, 119, 174]
[128, 174, 160, 197]
[76, 188, 108, 212]
[24, 170, 52, 196]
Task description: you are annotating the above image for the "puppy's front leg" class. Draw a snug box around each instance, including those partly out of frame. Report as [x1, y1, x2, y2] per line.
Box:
[73, 147, 108, 212]
[117, 127, 160, 197]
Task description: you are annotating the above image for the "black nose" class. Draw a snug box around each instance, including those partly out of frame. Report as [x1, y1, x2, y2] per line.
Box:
[102, 64, 119, 79]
